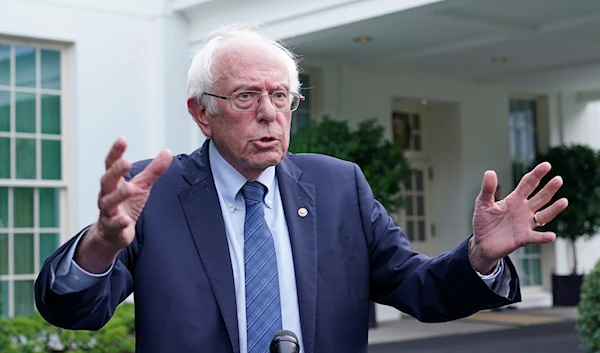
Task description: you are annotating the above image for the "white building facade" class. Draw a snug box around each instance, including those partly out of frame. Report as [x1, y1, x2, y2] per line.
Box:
[1, 0, 599, 321]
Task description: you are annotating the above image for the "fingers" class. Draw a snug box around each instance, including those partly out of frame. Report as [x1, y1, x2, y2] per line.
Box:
[132, 149, 173, 189]
[524, 230, 557, 246]
[105, 137, 127, 170]
[100, 156, 131, 197]
[533, 197, 569, 227]
[513, 162, 552, 199]
[98, 183, 137, 218]
[528, 175, 563, 211]
[476, 170, 498, 206]
[102, 214, 134, 233]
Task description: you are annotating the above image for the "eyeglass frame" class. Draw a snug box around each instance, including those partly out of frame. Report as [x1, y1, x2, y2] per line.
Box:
[202, 90, 305, 112]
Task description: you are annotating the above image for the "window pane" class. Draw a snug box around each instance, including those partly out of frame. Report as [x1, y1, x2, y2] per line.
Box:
[0, 187, 6, 228]
[40, 233, 58, 266]
[0, 281, 7, 319]
[406, 221, 414, 241]
[404, 176, 412, 191]
[16, 138, 36, 179]
[13, 187, 34, 227]
[418, 220, 425, 241]
[42, 140, 61, 180]
[39, 188, 59, 227]
[0, 138, 8, 178]
[16, 93, 35, 133]
[0, 44, 9, 86]
[412, 113, 421, 129]
[41, 95, 60, 134]
[522, 259, 531, 286]
[41, 49, 61, 90]
[0, 234, 7, 275]
[14, 233, 34, 274]
[416, 196, 424, 216]
[532, 259, 542, 285]
[405, 195, 413, 216]
[415, 170, 423, 191]
[15, 46, 36, 88]
[0, 90, 9, 131]
[524, 244, 540, 254]
[14, 280, 34, 317]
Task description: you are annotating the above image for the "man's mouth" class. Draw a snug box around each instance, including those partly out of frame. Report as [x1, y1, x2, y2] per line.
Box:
[259, 137, 276, 142]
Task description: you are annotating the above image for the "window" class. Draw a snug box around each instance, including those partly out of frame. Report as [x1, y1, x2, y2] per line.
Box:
[401, 168, 428, 242]
[509, 98, 541, 286]
[292, 73, 311, 134]
[392, 111, 422, 151]
[0, 39, 65, 318]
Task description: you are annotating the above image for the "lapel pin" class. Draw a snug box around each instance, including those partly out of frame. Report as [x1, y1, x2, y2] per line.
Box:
[298, 208, 308, 217]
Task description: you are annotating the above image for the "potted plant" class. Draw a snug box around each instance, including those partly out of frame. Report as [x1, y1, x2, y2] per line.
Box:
[577, 258, 600, 352]
[289, 115, 412, 327]
[533, 144, 600, 306]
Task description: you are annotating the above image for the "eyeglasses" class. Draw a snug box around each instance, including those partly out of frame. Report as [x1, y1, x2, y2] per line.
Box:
[202, 90, 304, 112]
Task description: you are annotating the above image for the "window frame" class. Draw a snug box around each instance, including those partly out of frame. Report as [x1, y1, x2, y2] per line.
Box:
[0, 35, 72, 318]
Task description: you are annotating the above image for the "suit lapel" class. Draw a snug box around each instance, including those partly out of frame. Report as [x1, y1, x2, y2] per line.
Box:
[179, 140, 240, 353]
[277, 157, 317, 353]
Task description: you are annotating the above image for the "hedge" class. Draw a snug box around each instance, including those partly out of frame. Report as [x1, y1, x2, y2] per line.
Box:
[0, 302, 135, 353]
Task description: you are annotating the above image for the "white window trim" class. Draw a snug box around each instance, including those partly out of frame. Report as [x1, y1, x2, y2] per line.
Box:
[0, 35, 72, 318]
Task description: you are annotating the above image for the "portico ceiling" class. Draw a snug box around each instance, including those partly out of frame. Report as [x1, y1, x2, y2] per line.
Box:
[175, 0, 600, 91]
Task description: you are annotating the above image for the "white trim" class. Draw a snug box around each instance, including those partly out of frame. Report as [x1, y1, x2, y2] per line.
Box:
[34, 188, 40, 274]
[0, 132, 61, 139]
[0, 180, 66, 187]
[7, 187, 13, 318]
[0, 274, 37, 281]
[6, 228, 61, 233]
[9, 45, 15, 180]
[61, 44, 75, 242]
[0, 86, 61, 95]
[36, 47, 41, 180]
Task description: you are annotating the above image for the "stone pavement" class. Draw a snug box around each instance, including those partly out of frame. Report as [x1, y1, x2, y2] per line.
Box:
[368, 306, 578, 345]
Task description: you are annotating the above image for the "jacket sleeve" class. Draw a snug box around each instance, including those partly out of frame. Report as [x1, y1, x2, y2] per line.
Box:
[34, 223, 142, 330]
[354, 163, 521, 322]
[34, 167, 145, 331]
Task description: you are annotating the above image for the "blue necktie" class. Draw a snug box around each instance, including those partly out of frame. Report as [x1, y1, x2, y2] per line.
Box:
[242, 181, 282, 353]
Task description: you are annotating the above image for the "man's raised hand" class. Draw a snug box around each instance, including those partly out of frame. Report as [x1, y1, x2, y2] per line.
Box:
[75, 137, 173, 273]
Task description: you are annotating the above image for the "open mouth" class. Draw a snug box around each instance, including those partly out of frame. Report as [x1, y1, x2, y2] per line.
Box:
[260, 137, 276, 142]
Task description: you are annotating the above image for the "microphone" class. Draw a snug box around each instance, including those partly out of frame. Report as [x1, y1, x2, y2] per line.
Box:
[269, 330, 300, 353]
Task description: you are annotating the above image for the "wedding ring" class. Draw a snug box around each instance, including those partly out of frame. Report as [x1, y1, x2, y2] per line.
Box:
[533, 212, 546, 227]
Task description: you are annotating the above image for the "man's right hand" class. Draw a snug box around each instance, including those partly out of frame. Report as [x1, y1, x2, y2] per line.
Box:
[74, 137, 173, 274]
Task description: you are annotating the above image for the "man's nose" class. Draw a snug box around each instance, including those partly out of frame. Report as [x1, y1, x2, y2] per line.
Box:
[256, 95, 277, 122]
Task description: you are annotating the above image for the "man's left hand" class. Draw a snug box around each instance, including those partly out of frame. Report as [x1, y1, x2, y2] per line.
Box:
[469, 162, 568, 274]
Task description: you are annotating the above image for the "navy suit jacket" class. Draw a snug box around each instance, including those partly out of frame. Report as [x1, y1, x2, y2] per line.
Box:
[35, 140, 520, 353]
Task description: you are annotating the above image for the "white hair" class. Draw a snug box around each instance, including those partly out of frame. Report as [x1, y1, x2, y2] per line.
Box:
[187, 25, 302, 115]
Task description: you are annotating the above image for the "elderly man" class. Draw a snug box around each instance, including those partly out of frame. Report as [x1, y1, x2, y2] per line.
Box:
[35, 28, 568, 353]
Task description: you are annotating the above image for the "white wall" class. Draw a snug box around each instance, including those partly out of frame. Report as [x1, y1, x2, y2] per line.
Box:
[303, 59, 514, 251]
[0, 0, 194, 237]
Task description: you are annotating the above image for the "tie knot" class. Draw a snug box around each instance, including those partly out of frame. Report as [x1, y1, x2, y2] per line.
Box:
[242, 181, 267, 205]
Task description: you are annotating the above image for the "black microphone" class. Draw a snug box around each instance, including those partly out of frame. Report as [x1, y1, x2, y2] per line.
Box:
[269, 330, 300, 353]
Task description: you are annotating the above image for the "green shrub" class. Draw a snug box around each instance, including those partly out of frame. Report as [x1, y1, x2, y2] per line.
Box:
[577, 259, 600, 353]
[0, 302, 135, 353]
[289, 115, 411, 214]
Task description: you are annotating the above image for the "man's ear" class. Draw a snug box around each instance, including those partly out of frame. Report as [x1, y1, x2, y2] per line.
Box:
[188, 97, 212, 138]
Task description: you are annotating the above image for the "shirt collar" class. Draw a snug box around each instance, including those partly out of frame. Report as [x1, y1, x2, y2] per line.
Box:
[208, 140, 275, 212]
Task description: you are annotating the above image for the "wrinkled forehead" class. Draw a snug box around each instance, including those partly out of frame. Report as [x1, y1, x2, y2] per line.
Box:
[212, 40, 290, 91]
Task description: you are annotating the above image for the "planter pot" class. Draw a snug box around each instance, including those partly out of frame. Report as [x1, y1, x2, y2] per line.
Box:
[552, 274, 584, 306]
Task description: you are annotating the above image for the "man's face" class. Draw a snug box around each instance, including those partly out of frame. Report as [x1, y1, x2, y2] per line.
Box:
[190, 43, 293, 180]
